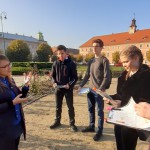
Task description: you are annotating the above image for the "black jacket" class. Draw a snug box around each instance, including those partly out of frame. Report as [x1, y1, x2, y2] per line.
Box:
[0, 79, 28, 140]
[111, 64, 150, 106]
[51, 58, 78, 89]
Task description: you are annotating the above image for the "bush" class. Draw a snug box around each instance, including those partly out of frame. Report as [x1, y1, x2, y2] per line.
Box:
[12, 67, 32, 75]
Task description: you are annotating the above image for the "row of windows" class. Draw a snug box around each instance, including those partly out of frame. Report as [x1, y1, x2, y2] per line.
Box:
[80, 43, 150, 52]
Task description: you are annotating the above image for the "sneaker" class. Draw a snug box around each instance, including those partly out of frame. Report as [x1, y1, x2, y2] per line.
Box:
[50, 121, 61, 129]
[70, 125, 78, 132]
[82, 126, 95, 132]
[93, 133, 103, 141]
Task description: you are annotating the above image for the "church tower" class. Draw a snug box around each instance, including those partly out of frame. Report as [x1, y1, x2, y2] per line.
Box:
[129, 18, 137, 34]
[37, 32, 44, 41]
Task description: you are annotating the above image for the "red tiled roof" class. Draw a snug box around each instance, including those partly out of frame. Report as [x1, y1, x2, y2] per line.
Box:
[80, 29, 150, 47]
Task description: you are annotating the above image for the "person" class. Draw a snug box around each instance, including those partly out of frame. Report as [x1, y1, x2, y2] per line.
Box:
[78, 39, 111, 141]
[135, 102, 150, 150]
[135, 102, 150, 119]
[50, 45, 78, 132]
[104, 45, 150, 150]
[0, 55, 30, 150]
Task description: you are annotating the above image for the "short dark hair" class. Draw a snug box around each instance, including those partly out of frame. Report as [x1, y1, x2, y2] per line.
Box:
[92, 39, 104, 48]
[57, 45, 67, 52]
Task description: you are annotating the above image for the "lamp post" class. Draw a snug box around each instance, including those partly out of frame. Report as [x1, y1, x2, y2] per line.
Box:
[0, 11, 7, 55]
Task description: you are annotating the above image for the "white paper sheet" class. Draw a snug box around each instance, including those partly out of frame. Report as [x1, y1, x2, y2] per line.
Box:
[107, 97, 150, 131]
[78, 87, 90, 94]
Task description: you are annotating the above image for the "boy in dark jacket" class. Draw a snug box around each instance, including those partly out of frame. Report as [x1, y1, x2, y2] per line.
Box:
[50, 45, 78, 132]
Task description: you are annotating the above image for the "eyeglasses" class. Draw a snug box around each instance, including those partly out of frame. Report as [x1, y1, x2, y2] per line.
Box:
[0, 62, 12, 68]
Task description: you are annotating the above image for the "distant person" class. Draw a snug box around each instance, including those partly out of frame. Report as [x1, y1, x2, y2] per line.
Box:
[0, 55, 30, 150]
[50, 45, 78, 132]
[78, 39, 111, 141]
[103, 45, 150, 150]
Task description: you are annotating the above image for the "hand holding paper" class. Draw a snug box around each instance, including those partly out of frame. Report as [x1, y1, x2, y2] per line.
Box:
[107, 97, 150, 131]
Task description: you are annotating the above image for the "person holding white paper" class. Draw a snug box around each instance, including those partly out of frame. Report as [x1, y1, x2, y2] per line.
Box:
[135, 102, 150, 150]
[104, 45, 150, 150]
[50, 45, 78, 132]
[78, 39, 111, 141]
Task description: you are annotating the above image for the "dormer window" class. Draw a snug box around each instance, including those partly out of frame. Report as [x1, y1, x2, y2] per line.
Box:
[126, 38, 131, 42]
[142, 36, 148, 40]
[111, 40, 116, 43]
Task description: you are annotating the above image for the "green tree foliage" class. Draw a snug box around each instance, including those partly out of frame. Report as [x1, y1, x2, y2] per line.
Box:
[69, 53, 76, 61]
[84, 53, 94, 62]
[146, 49, 150, 62]
[112, 51, 120, 64]
[7, 40, 30, 62]
[51, 55, 58, 62]
[76, 54, 83, 62]
[36, 43, 53, 62]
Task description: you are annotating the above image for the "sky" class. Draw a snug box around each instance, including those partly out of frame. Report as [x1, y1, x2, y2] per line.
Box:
[0, 0, 150, 49]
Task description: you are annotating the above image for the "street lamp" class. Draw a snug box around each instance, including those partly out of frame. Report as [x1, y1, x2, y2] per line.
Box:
[0, 11, 7, 55]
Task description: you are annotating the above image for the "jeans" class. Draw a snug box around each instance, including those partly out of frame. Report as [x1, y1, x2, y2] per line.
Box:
[87, 90, 104, 134]
[55, 88, 75, 125]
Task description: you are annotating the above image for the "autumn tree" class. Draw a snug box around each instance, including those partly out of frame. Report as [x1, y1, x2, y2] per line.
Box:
[7, 40, 30, 62]
[102, 52, 106, 57]
[36, 43, 53, 62]
[67, 53, 76, 62]
[84, 53, 94, 62]
[112, 51, 120, 64]
[146, 49, 150, 62]
[76, 54, 83, 62]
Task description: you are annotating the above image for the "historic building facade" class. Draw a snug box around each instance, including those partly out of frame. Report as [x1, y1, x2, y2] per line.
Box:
[0, 32, 46, 57]
[79, 19, 150, 64]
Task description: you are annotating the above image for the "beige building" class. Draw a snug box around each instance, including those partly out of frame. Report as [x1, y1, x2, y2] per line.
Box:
[0, 32, 46, 57]
[79, 19, 150, 64]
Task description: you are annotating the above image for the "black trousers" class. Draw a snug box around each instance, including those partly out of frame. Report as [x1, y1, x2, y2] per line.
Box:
[54, 88, 75, 125]
[0, 136, 20, 150]
[114, 125, 123, 150]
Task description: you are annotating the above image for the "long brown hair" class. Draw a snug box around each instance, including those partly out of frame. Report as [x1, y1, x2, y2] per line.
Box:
[0, 55, 15, 92]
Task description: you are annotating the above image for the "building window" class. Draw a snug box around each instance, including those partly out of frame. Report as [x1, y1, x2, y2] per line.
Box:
[147, 44, 149, 48]
[140, 44, 142, 48]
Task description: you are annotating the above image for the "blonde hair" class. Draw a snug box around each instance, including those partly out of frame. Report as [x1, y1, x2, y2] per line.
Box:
[120, 45, 144, 79]
[120, 45, 143, 66]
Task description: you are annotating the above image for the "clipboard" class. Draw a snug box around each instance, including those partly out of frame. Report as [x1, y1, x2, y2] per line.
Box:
[106, 97, 150, 131]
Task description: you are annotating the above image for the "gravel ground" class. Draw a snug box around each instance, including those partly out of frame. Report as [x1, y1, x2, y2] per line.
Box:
[13, 76, 149, 150]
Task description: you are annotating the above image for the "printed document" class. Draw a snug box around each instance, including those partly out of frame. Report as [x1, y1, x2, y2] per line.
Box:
[107, 97, 150, 131]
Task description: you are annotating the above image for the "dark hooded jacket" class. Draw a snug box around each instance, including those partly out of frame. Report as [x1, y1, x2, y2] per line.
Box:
[51, 58, 78, 89]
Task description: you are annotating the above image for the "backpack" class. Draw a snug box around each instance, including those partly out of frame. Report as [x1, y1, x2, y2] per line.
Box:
[90, 56, 112, 89]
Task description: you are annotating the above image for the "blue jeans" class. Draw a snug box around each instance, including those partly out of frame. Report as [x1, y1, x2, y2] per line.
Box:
[87, 90, 104, 134]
